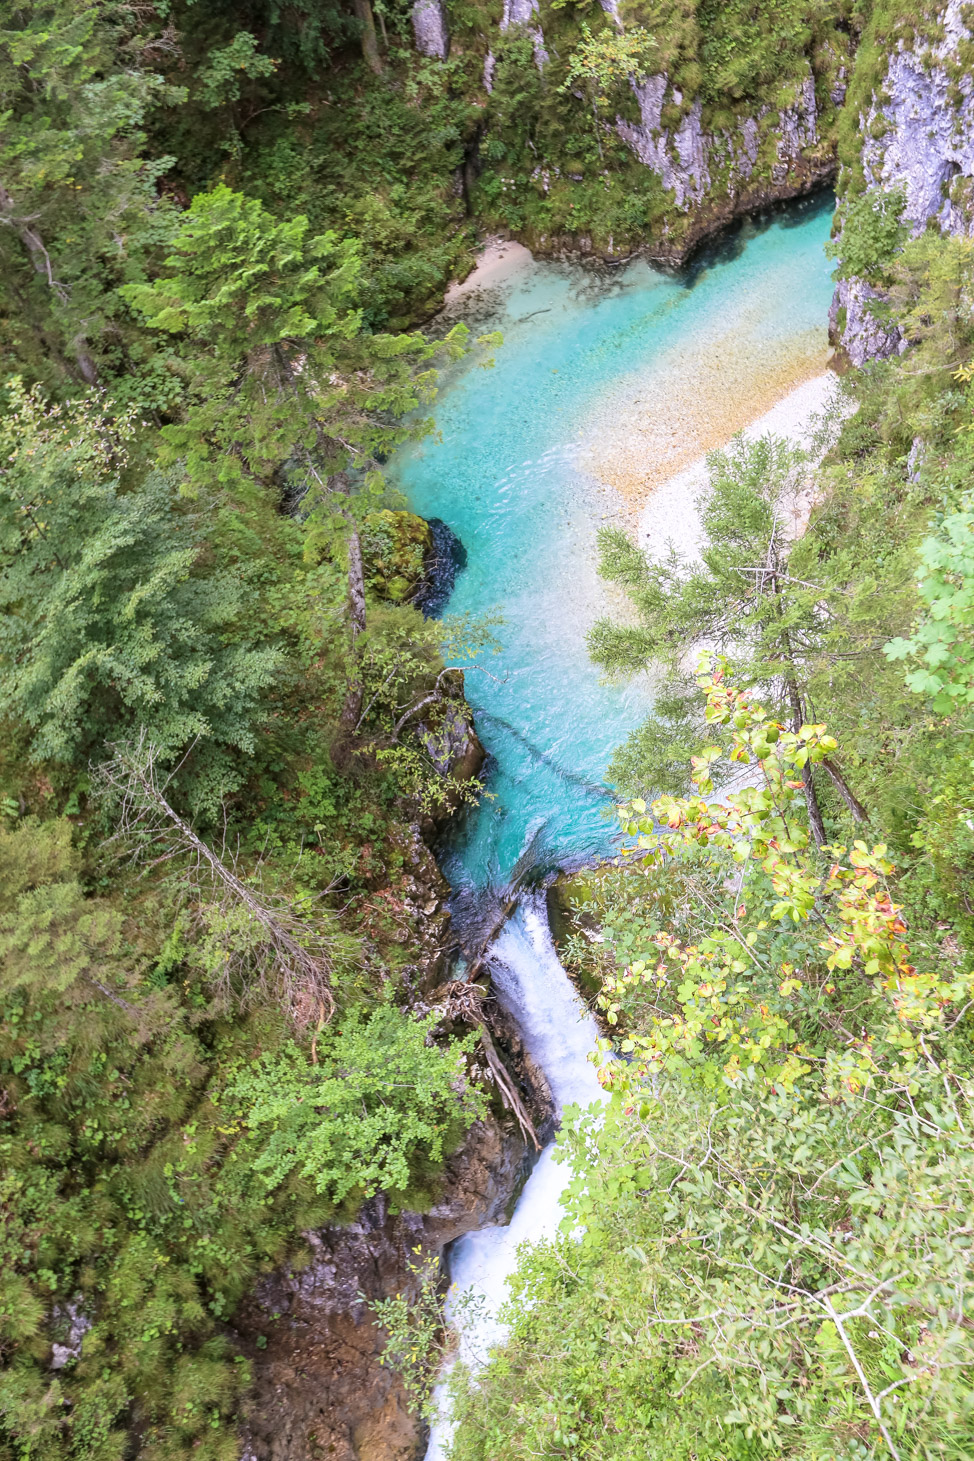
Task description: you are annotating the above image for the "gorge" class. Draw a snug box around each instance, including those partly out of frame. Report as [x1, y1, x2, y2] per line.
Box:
[1, 2, 974, 1459]
[395, 193, 838, 1457]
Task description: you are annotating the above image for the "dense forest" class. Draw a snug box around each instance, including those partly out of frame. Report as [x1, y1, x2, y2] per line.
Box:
[1, 0, 973, 1459]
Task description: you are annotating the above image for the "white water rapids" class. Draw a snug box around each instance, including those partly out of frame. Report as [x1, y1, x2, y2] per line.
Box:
[424, 892, 606, 1460]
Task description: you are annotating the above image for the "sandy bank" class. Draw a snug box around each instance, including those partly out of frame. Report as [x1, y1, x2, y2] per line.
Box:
[582, 319, 833, 511]
[637, 371, 838, 559]
[444, 238, 534, 308]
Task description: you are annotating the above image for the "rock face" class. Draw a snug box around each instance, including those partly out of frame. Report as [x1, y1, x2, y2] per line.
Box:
[421, 699, 485, 785]
[861, 1, 974, 239]
[617, 67, 820, 214]
[832, 0, 974, 363]
[828, 276, 902, 369]
[500, 0, 547, 69]
[412, 0, 449, 59]
[236, 1116, 526, 1461]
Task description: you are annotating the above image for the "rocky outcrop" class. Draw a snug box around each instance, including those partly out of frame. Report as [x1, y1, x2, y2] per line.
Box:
[618, 79, 710, 209]
[861, 1, 974, 239]
[831, 0, 974, 363]
[236, 1116, 527, 1461]
[828, 275, 902, 369]
[421, 699, 485, 786]
[412, 0, 449, 60]
[617, 67, 821, 214]
[500, 0, 547, 69]
[363, 509, 433, 604]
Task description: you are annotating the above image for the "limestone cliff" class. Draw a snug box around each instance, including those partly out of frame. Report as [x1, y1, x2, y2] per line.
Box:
[613, 67, 832, 261]
[830, 0, 974, 365]
[405, 0, 853, 264]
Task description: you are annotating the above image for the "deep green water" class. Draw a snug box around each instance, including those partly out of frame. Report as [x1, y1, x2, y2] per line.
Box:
[396, 196, 836, 896]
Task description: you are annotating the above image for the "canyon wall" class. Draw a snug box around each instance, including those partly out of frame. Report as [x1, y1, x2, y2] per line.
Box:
[831, 0, 974, 364]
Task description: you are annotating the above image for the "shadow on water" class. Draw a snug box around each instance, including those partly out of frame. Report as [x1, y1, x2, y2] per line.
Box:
[679, 186, 836, 289]
[475, 709, 609, 802]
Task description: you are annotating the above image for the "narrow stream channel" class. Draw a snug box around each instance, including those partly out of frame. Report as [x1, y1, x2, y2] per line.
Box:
[393, 194, 837, 1456]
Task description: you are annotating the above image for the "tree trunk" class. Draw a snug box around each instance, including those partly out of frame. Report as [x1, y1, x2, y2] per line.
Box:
[332, 471, 367, 734]
[345, 520, 367, 639]
[351, 0, 383, 74]
[769, 557, 826, 848]
[820, 758, 868, 823]
[0, 180, 98, 385]
[786, 676, 827, 848]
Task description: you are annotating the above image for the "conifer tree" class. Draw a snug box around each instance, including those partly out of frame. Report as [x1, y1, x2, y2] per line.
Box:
[122, 184, 470, 732]
[0, 0, 178, 389]
[591, 434, 866, 838]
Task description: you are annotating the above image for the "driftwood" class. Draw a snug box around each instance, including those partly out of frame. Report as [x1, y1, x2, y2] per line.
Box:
[443, 980, 541, 1151]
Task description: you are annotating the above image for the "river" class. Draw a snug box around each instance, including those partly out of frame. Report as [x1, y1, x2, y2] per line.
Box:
[392, 193, 837, 1457]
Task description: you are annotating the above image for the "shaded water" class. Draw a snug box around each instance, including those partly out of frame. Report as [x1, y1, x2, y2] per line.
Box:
[394, 196, 837, 1455]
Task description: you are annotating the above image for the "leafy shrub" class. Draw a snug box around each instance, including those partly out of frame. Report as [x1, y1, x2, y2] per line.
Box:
[226, 1007, 486, 1204]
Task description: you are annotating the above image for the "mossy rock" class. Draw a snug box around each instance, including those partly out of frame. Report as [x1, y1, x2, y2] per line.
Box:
[362, 510, 433, 603]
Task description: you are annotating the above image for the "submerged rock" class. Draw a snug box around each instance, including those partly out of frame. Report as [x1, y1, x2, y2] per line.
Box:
[414, 517, 467, 619]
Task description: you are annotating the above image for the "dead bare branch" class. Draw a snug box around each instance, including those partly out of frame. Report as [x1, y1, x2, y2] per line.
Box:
[94, 731, 336, 1026]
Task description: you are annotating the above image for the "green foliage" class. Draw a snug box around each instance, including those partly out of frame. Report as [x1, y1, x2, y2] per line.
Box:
[0, 381, 283, 808]
[453, 1070, 974, 1461]
[886, 493, 974, 712]
[197, 32, 279, 111]
[0, 805, 484, 1458]
[369, 1250, 445, 1415]
[590, 433, 845, 799]
[560, 23, 658, 105]
[226, 1008, 486, 1204]
[362, 509, 432, 601]
[0, 817, 121, 998]
[0, 0, 181, 390]
[453, 666, 974, 1461]
[826, 185, 908, 284]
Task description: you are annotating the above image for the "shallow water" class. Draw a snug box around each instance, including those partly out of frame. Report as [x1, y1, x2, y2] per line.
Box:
[394, 196, 837, 1457]
[396, 194, 836, 898]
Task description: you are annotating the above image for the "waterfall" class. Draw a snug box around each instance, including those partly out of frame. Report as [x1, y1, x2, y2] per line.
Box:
[424, 891, 605, 1460]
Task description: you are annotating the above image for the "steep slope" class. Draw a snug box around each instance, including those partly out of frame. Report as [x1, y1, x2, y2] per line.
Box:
[830, 0, 974, 362]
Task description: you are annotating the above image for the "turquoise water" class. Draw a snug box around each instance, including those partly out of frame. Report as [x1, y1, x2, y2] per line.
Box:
[395, 196, 836, 898]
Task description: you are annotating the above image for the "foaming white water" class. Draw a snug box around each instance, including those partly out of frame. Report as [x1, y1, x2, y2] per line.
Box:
[489, 894, 604, 1112]
[424, 894, 605, 1460]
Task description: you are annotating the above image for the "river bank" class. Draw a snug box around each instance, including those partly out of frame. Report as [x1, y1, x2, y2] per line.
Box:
[637, 370, 839, 559]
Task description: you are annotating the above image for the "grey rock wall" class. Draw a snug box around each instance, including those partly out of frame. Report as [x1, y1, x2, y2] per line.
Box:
[501, 0, 548, 67]
[412, 0, 449, 58]
[833, 0, 974, 363]
[828, 276, 903, 369]
[862, 0, 974, 237]
[617, 68, 819, 212]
